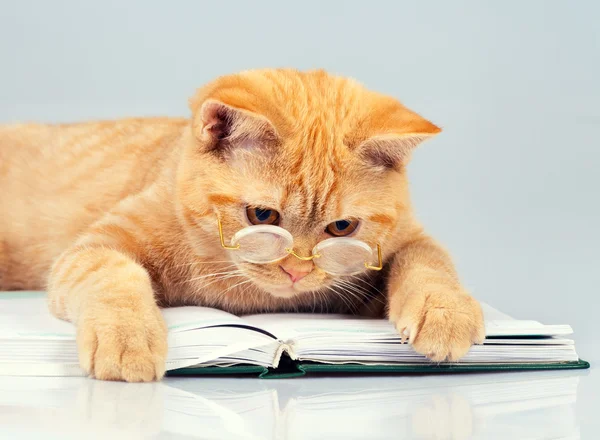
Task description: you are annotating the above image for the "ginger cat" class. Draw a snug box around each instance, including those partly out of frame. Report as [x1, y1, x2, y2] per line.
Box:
[0, 69, 485, 382]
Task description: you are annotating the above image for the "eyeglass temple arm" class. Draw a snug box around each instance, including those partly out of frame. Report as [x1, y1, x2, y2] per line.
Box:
[365, 244, 383, 271]
[217, 217, 240, 250]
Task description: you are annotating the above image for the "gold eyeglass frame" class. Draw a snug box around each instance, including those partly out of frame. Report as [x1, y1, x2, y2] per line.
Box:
[217, 216, 383, 271]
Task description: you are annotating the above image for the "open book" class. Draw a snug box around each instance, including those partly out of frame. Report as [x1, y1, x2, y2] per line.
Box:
[0, 291, 588, 377]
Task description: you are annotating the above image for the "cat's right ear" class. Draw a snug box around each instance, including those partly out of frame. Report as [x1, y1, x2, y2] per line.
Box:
[191, 99, 279, 157]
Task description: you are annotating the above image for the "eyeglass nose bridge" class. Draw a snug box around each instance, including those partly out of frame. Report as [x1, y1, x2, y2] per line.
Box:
[285, 247, 321, 261]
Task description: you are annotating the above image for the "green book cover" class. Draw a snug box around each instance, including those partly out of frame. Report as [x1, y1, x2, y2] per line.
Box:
[168, 358, 590, 379]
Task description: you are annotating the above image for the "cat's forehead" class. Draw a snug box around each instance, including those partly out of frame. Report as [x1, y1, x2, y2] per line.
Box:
[244, 163, 340, 222]
[244, 157, 384, 230]
[279, 75, 368, 140]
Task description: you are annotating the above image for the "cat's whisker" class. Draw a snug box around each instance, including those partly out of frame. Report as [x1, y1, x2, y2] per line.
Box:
[219, 279, 254, 297]
[335, 279, 370, 300]
[326, 284, 356, 313]
[350, 275, 385, 297]
[239, 282, 256, 297]
[316, 288, 330, 313]
[213, 278, 248, 303]
[195, 273, 247, 291]
[192, 260, 238, 266]
[172, 260, 236, 269]
[338, 278, 385, 305]
[334, 288, 362, 313]
[347, 280, 386, 311]
[180, 269, 244, 285]
[192, 270, 244, 283]
[338, 279, 386, 314]
[332, 279, 377, 313]
[183, 271, 248, 305]
[225, 282, 256, 310]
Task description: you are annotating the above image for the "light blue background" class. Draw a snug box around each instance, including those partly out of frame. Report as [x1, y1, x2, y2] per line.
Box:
[1, 1, 598, 355]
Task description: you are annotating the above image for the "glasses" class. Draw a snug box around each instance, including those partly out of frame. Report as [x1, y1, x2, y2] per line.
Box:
[217, 216, 383, 276]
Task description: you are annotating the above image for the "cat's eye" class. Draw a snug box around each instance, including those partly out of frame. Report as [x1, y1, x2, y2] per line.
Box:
[246, 206, 281, 226]
[325, 219, 360, 237]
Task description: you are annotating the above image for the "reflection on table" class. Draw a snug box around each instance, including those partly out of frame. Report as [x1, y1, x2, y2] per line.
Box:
[0, 370, 583, 440]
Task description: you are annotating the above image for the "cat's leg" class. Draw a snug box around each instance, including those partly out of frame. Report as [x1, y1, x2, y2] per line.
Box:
[47, 219, 168, 382]
[386, 235, 485, 361]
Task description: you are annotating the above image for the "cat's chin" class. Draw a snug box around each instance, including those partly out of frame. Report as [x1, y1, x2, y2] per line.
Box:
[260, 284, 313, 299]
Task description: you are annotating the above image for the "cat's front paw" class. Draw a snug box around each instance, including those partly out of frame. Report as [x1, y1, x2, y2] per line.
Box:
[391, 290, 485, 362]
[77, 304, 168, 382]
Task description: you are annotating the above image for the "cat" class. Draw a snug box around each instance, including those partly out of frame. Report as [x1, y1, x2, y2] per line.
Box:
[0, 68, 485, 382]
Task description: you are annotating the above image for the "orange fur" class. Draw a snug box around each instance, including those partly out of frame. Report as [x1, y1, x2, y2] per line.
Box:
[0, 69, 484, 381]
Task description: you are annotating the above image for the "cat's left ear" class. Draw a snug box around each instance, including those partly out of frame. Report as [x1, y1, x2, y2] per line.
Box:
[355, 104, 441, 170]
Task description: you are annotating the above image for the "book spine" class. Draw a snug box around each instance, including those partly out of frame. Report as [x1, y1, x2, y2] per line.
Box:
[272, 340, 296, 368]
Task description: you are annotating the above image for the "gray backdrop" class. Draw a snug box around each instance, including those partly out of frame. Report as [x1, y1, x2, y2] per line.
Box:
[1, 1, 598, 355]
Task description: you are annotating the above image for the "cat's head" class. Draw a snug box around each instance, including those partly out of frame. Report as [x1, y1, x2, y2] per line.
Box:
[177, 69, 440, 298]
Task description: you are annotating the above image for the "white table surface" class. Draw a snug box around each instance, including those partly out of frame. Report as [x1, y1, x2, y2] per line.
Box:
[1, 345, 598, 440]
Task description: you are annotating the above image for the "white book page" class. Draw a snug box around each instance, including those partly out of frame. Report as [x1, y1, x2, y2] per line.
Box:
[242, 313, 394, 340]
[162, 306, 279, 369]
[162, 306, 244, 332]
[0, 291, 263, 337]
[243, 301, 573, 340]
[0, 291, 75, 339]
[481, 303, 572, 336]
[481, 302, 514, 321]
[0, 292, 279, 373]
[0, 292, 246, 339]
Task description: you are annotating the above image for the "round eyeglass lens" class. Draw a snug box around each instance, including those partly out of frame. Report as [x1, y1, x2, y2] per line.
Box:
[312, 237, 374, 275]
[230, 225, 293, 264]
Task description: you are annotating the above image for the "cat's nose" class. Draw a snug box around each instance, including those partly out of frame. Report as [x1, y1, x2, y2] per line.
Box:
[280, 265, 311, 283]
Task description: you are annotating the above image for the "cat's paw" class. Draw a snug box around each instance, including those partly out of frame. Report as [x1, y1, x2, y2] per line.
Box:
[391, 289, 485, 362]
[77, 304, 168, 382]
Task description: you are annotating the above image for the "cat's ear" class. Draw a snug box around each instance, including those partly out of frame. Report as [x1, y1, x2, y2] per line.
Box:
[357, 132, 438, 170]
[355, 104, 441, 171]
[191, 99, 279, 156]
